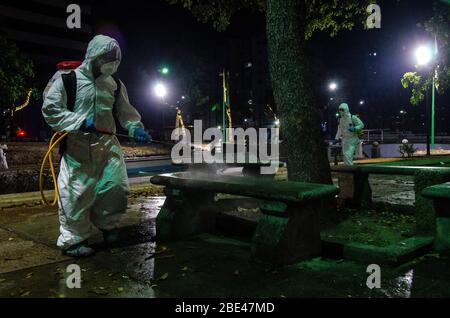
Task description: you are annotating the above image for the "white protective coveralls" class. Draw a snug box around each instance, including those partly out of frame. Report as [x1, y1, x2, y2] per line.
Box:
[42, 35, 144, 249]
[335, 103, 364, 165]
[0, 145, 8, 169]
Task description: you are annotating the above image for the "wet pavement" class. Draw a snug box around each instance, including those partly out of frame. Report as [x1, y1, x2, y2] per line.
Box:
[1, 178, 450, 298]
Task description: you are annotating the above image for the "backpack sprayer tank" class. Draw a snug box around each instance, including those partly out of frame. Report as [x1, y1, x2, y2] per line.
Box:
[43, 61, 82, 100]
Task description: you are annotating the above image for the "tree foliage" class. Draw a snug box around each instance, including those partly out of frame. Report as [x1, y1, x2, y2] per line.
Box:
[0, 35, 35, 109]
[401, 1, 450, 105]
[401, 71, 425, 105]
[167, 0, 265, 32]
[168, 0, 369, 38]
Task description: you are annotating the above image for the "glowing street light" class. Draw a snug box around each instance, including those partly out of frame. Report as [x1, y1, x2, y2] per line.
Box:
[359, 100, 365, 105]
[159, 66, 170, 75]
[154, 83, 167, 99]
[415, 45, 433, 66]
[328, 82, 338, 91]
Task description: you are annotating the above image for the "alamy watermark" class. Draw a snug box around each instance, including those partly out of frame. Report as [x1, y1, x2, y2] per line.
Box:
[66, 4, 82, 29]
[66, 264, 81, 289]
[171, 120, 280, 175]
[366, 264, 381, 289]
[366, 4, 381, 29]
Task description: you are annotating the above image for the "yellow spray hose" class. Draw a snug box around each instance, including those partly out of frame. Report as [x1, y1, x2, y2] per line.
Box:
[39, 130, 169, 207]
[39, 132, 68, 207]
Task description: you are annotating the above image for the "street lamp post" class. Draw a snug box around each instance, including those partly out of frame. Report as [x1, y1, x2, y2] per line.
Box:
[415, 44, 437, 155]
[431, 70, 436, 150]
[327, 81, 338, 135]
[400, 110, 407, 135]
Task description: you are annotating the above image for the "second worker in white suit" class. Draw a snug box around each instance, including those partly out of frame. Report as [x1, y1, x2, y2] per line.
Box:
[334, 103, 364, 166]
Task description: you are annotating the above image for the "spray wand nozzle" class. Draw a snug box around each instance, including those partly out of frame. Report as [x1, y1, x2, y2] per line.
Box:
[95, 130, 173, 146]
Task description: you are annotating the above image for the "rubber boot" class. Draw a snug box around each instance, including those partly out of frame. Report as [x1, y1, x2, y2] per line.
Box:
[64, 241, 95, 257]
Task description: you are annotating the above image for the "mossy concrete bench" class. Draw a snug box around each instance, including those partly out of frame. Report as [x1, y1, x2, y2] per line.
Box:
[422, 183, 450, 251]
[331, 165, 450, 234]
[150, 172, 339, 265]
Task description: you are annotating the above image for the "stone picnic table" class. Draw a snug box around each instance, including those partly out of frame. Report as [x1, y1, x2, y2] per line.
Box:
[151, 171, 339, 265]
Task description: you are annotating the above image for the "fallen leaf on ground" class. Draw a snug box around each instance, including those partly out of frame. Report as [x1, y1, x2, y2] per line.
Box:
[158, 273, 169, 281]
[117, 287, 124, 292]
[155, 246, 168, 254]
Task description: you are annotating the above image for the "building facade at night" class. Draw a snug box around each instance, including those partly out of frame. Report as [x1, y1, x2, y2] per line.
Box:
[0, 0, 93, 140]
[228, 35, 274, 129]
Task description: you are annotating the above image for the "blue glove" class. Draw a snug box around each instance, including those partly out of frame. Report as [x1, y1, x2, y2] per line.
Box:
[80, 118, 97, 133]
[133, 128, 151, 143]
[348, 127, 356, 133]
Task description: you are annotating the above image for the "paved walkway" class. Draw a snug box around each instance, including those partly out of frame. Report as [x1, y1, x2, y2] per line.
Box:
[1, 183, 450, 298]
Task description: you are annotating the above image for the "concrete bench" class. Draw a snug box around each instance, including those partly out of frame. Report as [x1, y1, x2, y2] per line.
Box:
[331, 165, 450, 234]
[422, 183, 450, 251]
[150, 172, 339, 265]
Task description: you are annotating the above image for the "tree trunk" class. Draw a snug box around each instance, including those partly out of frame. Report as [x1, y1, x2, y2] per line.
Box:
[266, 0, 332, 184]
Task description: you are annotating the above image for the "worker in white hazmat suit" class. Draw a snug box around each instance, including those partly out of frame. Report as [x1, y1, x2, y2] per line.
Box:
[333, 103, 364, 166]
[42, 35, 150, 257]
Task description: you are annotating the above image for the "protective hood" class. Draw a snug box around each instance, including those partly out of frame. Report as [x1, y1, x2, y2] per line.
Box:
[338, 103, 351, 118]
[79, 35, 122, 78]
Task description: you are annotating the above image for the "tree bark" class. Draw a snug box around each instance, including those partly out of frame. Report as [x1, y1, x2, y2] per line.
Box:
[266, 0, 332, 184]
